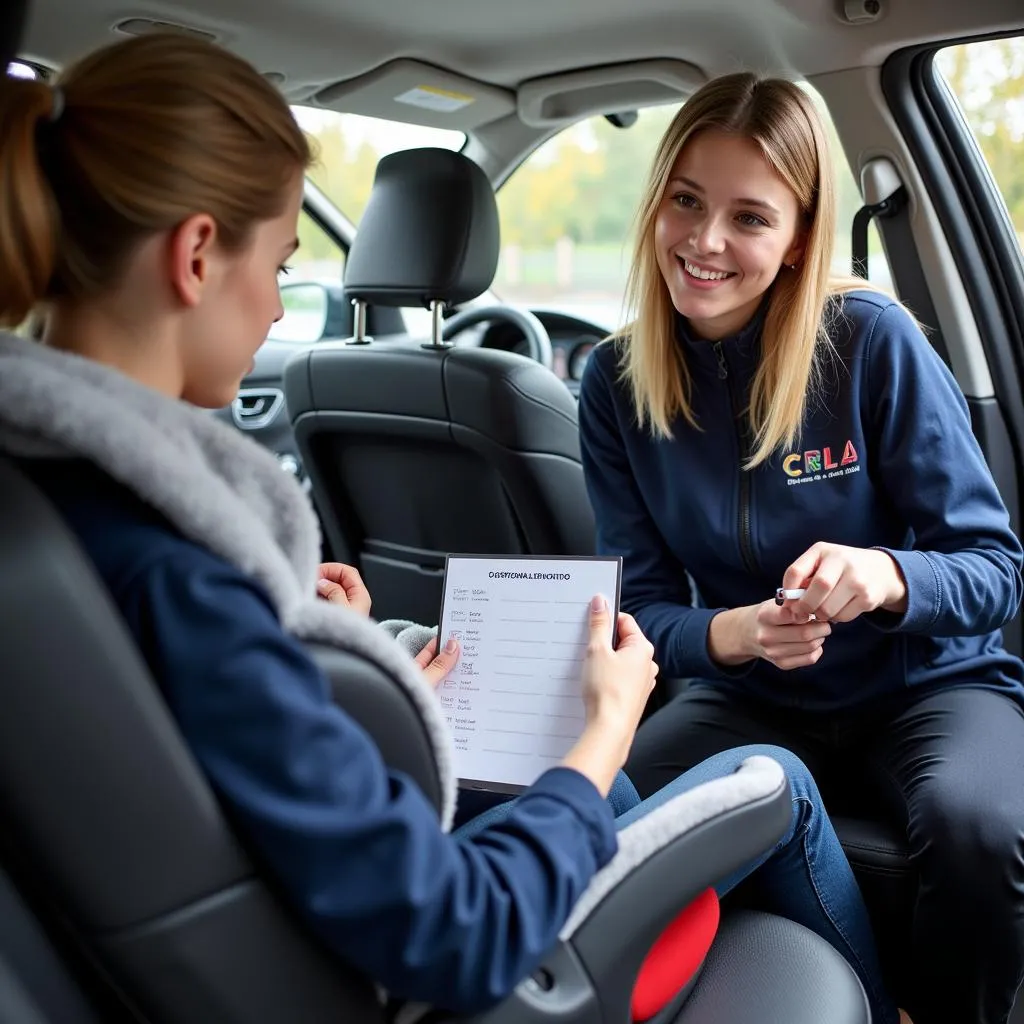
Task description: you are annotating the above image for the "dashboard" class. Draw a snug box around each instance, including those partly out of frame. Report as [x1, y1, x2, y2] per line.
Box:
[476, 310, 610, 393]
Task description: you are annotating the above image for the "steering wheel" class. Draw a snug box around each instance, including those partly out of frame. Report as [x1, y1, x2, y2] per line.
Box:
[440, 305, 554, 370]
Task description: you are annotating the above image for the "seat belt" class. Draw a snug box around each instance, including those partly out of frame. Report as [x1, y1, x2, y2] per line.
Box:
[852, 158, 951, 369]
[851, 192, 907, 278]
[851, 158, 907, 279]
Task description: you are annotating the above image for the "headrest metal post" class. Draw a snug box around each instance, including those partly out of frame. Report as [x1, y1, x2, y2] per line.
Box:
[421, 298, 453, 351]
[346, 298, 372, 346]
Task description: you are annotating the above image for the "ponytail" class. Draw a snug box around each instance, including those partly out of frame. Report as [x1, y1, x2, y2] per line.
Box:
[0, 79, 61, 326]
[0, 33, 310, 329]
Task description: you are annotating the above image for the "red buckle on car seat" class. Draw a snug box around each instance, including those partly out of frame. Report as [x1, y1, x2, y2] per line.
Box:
[630, 887, 720, 1022]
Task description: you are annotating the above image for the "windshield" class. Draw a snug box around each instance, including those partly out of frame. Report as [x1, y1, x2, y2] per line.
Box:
[495, 106, 677, 330]
[291, 107, 464, 226]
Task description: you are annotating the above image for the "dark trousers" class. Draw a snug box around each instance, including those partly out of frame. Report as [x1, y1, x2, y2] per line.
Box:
[625, 683, 1024, 1024]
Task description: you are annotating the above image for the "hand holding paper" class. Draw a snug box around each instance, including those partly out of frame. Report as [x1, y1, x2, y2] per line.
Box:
[414, 635, 461, 689]
[438, 555, 654, 793]
[562, 597, 658, 796]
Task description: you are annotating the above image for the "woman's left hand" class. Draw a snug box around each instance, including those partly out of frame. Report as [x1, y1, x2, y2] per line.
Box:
[316, 562, 372, 615]
[782, 542, 908, 623]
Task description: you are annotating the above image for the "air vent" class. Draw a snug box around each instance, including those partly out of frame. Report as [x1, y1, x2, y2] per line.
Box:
[113, 18, 218, 42]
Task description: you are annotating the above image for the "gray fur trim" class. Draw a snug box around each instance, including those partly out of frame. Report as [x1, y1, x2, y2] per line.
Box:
[0, 333, 456, 829]
[560, 755, 785, 939]
[384, 622, 440, 658]
[377, 619, 421, 640]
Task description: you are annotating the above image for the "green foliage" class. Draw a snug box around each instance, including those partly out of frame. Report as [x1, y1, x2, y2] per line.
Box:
[305, 122, 381, 225]
[937, 39, 1024, 235]
[495, 107, 677, 246]
[296, 210, 338, 265]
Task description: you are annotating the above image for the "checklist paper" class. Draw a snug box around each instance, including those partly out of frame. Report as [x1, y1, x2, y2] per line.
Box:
[436, 555, 622, 793]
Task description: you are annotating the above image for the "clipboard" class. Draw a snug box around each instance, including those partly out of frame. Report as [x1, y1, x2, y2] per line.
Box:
[436, 553, 622, 794]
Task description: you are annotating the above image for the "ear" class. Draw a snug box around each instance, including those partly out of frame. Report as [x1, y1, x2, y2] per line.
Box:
[168, 214, 219, 308]
[784, 227, 808, 270]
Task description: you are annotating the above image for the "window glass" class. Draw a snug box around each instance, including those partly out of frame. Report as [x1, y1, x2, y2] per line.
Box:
[935, 37, 1024, 259]
[292, 108, 463, 225]
[290, 109, 463, 335]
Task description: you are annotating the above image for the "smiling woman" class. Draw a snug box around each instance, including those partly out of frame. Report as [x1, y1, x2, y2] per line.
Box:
[618, 73, 844, 462]
[578, 69, 1024, 1024]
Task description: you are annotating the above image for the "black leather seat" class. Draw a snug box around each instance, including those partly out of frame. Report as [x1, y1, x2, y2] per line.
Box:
[286, 341, 593, 626]
[0, 455, 875, 1023]
[284, 149, 594, 626]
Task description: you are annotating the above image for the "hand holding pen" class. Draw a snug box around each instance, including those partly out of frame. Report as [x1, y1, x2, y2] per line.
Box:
[709, 542, 906, 670]
[707, 590, 832, 671]
[779, 541, 908, 622]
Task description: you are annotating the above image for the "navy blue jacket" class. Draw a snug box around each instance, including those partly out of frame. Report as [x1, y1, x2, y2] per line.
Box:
[19, 458, 617, 1014]
[578, 290, 1024, 710]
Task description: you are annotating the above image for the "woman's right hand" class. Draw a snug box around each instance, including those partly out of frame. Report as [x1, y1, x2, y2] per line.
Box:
[708, 600, 831, 671]
[561, 595, 658, 795]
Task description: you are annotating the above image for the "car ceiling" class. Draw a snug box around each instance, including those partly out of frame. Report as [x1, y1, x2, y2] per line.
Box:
[20, 0, 1024, 124]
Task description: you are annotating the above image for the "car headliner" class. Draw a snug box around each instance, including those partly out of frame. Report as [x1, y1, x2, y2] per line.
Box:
[21, 0, 1024, 131]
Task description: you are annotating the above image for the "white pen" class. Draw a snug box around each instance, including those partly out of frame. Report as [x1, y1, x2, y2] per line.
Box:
[775, 587, 807, 606]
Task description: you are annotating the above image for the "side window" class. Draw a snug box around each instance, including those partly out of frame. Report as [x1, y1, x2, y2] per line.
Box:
[6, 60, 39, 80]
[291, 208, 346, 287]
[494, 94, 890, 333]
[268, 209, 347, 344]
[935, 37, 1024, 261]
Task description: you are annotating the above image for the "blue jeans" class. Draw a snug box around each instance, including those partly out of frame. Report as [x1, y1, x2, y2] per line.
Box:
[455, 744, 897, 1024]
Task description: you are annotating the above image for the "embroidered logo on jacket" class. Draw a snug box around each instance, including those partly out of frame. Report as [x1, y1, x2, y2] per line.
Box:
[782, 441, 860, 485]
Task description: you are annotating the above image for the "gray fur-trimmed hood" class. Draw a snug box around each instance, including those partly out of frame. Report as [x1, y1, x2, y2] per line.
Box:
[0, 332, 455, 828]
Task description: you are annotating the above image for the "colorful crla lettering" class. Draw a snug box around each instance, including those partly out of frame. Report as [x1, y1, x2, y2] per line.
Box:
[782, 440, 859, 478]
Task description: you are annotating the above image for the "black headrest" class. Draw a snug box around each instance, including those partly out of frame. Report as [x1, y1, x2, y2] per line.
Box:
[344, 148, 499, 309]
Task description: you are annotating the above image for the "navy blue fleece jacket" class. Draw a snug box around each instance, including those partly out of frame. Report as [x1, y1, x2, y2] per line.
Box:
[18, 457, 617, 1014]
[578, 289, 1024, 710]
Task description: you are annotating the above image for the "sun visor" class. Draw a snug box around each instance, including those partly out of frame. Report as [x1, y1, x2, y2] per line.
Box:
[517, 59, 706, 128]
[312, 59, 516, 131]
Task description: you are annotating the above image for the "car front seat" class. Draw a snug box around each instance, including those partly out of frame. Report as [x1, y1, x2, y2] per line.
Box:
[0, 455, 872, 1024]
[284, 148, 594, 627]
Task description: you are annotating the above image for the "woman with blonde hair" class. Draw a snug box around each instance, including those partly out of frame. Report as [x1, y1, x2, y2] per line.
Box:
[579, 71, 1024, 1024]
